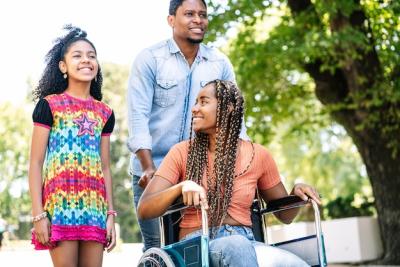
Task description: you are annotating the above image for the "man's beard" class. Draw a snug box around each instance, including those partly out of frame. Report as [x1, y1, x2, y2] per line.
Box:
[187, 37, 204, 44]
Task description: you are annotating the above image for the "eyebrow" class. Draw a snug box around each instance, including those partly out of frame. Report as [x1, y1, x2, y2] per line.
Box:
[71, 50, 96, 54]
[184, 9, 207, 13]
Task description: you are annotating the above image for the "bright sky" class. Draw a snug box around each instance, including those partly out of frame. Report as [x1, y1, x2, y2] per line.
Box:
[0, 0, 171, 103]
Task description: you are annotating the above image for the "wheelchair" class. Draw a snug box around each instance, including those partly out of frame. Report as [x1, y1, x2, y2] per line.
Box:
[137, 195, 327, 267]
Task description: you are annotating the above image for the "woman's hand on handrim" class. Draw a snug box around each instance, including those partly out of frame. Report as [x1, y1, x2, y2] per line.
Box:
[181, 180, 208, 209]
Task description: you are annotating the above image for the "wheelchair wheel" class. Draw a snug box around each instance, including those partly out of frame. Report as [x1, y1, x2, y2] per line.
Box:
[137, 247, 175, 267]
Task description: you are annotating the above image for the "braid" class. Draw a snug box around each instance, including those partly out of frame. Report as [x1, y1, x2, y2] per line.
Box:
[185, 80, 245, 234]
[186, 116, 208, 185]
[211, 80, 244, 228]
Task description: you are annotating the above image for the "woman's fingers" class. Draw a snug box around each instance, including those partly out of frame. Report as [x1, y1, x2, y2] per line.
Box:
[294, 184, 322, 205]
[181, 181, 208, 208]
[309, 187, 322, 204]
[186, 192, 193, 206]
[193, 191, 200, 206]
[295, 187, 309, 201]
[182, 192, 187, 205]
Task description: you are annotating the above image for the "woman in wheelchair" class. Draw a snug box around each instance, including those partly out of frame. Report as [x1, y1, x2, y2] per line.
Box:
[137, 80, 321, 266]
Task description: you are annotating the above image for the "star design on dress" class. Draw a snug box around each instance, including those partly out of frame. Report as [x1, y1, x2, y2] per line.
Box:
[73, 113, 98, 136]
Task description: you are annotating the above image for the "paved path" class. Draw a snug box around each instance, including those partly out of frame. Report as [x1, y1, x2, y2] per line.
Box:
[0, 241, 144, 267]
[0, 241, 389, 267]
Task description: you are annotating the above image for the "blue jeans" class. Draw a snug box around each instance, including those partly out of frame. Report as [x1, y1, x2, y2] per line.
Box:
[132, 175, 160, 251]
[183, 225, 309, 267]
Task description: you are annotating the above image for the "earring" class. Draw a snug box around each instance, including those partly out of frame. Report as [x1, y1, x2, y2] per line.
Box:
[94, 76, 97, 82]
[63, 73, 67, 79]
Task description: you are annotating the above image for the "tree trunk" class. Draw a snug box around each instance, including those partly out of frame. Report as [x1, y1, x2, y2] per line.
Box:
[322, 83, 400, 264]
[304, 35, 400, 267]
[287, 0, 400, 263]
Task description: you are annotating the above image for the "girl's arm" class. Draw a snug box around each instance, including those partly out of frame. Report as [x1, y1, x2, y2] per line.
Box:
[100, 136, 116, 252]
[28, 125, 51, 244]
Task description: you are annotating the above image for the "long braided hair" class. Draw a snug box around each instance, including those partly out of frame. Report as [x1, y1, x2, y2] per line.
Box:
[32, 24, 103, 101]
[185, 80, 244, 230]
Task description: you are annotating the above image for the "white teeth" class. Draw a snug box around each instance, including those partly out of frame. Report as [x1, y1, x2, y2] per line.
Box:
[190, 28, 203, 33]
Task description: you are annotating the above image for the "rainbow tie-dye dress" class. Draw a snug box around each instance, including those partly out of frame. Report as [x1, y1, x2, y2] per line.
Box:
[32, 93, 114, 249]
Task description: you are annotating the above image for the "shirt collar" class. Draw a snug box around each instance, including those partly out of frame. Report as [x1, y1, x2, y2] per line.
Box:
[168, 38, 181, 54]
[168, 38, 209, 61]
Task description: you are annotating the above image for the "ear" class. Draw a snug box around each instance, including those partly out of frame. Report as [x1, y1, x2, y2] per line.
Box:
[59, 61, 67, 74]
[167, 15, 175, 28]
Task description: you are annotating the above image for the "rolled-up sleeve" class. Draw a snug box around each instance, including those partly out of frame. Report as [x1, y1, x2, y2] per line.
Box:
[127, 49, 156, 153]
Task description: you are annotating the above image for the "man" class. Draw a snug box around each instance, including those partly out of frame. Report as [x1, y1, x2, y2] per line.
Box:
[127, 0, 247, 251]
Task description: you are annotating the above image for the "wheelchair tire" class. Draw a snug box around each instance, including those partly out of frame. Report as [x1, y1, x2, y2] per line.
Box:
[137, 247, 175, 267]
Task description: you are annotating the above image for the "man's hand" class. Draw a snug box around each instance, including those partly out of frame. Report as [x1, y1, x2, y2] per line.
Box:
[138, 167, 156, 189]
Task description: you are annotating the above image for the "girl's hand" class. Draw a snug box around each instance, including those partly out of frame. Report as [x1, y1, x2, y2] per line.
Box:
[291, 183, 322, 205]
[106, 215, 116, 252]
[33, 217, 51, 247]
[181, 180, 208, 209]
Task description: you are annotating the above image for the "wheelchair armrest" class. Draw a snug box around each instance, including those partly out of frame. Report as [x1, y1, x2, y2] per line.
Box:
[164, 197, 186, 216]
[261, 195, 309, 214]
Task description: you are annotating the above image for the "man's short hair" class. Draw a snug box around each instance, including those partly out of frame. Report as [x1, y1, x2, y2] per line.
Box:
[169, 0, 207, 15]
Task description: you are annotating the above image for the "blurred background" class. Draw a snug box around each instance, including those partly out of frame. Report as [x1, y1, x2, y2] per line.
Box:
[0, 0, 399, 265]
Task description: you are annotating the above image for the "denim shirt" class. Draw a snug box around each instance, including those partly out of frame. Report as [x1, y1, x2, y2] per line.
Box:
[127, 38, 247, 176]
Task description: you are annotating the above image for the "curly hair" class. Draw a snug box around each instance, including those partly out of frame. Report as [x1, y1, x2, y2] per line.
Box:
[32, 24, 103, 101]
[185, 80, 245, 231]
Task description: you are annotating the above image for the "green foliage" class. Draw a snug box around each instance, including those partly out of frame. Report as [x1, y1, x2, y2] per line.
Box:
[325, 194, 375, 219]
[205, 0, 400, 219]
[207, 0, 400, 152]
[0, 102, 32, 239]
[101, 63, 142, 242]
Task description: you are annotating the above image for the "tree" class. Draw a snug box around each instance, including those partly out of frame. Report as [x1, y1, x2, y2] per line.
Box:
[0, 102, 32, 239]
[101, 63, 142, 242]
[207, 0, 400, 263]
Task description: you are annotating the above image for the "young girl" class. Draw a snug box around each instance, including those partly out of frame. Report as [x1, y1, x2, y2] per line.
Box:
[29, 25, 116, 267]
[138, 80, 321, 266]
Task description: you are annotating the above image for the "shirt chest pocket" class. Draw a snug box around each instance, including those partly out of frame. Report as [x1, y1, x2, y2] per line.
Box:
[154, 79, 178, 107]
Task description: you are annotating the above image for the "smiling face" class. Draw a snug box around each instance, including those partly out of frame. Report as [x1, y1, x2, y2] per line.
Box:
[59, 40, 98, 83]
[168, 0, 208, 45]
[192, 83, 218, 134]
